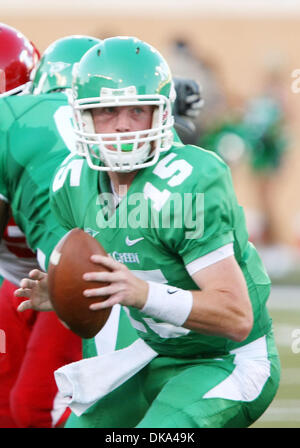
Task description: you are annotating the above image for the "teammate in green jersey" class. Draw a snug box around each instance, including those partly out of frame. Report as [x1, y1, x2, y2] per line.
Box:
[17, 37, 280, 428]
[0, 34, 102, 427]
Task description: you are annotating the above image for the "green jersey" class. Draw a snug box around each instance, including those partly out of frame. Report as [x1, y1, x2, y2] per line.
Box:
[50, 143, 272, 357]
[0, 93, 75, 269]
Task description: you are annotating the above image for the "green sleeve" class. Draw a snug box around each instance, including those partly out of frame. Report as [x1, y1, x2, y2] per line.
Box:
[0, 99, 15, 200]
[49, 155, 82, 232]
[50, 185, 76, 232]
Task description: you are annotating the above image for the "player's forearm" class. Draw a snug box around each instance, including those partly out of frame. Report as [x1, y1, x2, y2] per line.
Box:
[83, 256, 253, 342]
[184, 288, 253, 342]
[140, 281, 253, 342]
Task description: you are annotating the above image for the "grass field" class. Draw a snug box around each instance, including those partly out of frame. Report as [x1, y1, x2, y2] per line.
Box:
[251, 286, 300, 428]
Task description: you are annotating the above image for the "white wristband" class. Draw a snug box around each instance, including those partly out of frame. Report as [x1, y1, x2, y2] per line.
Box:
[141, 281, 193, 327]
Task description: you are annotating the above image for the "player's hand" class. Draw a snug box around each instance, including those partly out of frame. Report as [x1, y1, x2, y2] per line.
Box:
[82, 255, 149, 311]
[14, 269, 53, 312]
[173, 77, 204, 118]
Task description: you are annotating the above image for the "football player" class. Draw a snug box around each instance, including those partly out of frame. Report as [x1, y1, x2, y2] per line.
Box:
[0, 23, 42, 428]
[0, 32, 203, 427]
[0, 23, 41, 293]
[0, 32, 101, 427]
[18, 37, 280, 428]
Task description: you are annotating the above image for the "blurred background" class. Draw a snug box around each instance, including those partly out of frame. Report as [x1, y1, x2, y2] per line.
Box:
[2, 0, 300, 427]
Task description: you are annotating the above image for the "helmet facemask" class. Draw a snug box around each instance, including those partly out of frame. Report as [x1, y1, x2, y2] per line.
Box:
[0, 81, 33, 97]
[71, 86, 174, 172]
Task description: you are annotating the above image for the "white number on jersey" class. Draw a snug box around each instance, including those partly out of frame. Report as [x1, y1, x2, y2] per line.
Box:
[52, 155, 84, 192]
[143, 153, 193, 211]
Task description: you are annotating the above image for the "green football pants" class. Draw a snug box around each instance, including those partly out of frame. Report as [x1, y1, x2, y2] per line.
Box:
[65, 327, 280, 428]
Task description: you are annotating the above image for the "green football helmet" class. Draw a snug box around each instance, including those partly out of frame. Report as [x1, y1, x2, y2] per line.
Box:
[71, 36, 175, 172]
[31, 35, 100, 94]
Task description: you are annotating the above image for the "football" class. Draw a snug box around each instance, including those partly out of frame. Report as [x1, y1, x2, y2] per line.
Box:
[47, 228, 112, 338]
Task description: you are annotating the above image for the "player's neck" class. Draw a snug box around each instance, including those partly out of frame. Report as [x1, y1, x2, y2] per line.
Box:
[107, 170, 137, 197]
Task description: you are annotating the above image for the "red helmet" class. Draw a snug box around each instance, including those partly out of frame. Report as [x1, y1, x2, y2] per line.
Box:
[0, 23, 40, 96]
